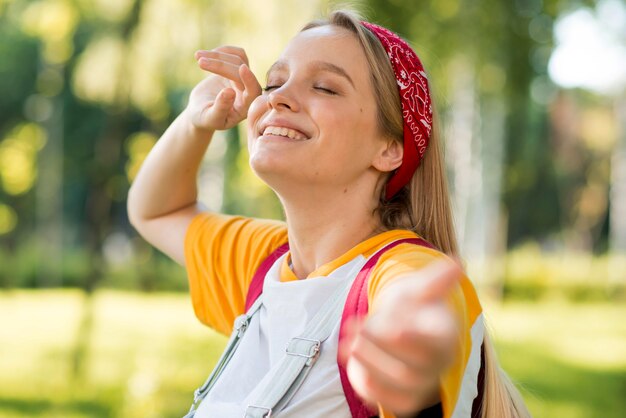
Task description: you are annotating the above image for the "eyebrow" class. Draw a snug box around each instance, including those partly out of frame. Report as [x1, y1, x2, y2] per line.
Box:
[265, 59, 355, 89]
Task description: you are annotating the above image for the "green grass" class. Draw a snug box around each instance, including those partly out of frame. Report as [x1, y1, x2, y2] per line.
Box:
[483, 301, 626, 417]
[0, 290, 624, 417]
[0, 290, 227, 418]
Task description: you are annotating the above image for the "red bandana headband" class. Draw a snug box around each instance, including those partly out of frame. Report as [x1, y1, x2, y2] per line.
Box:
[361, 22, 433, 200]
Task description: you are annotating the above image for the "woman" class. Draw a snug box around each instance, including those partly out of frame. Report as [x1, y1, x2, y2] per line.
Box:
[127, 9, 530, 418]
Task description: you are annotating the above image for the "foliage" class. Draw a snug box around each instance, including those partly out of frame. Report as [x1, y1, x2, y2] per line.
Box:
[0, 0, 318, 290]
[0, 1, 622, 291]
[3, 239, 623, 303]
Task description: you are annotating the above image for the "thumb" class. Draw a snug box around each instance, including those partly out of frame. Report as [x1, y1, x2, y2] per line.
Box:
[207, 87, 235, 120]
[408, 259, 461, 303]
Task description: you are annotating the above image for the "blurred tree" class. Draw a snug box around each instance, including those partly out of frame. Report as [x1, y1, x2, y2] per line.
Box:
[0, 3, 47, 287]
[357, 0, 616, 293]
[0, 0, 620, 294]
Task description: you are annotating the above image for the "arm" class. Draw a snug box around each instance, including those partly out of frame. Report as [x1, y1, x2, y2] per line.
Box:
[127, 46, 261, 266]
[339, 260, 462, 417]
[126, 110, 212, 266]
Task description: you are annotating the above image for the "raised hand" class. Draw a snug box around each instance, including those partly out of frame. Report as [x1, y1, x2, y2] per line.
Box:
[187, 46, 262, 132]
[339, 259, 461, 416]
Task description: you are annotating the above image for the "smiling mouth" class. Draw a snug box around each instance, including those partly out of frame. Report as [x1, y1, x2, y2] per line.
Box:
[260, 126, 309, 141]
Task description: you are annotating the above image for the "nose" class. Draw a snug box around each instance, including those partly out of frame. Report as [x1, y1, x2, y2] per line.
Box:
[267, 84, 300, 112]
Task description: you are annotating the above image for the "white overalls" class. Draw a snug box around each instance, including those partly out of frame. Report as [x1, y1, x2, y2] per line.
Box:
[193, 252, 369, 417]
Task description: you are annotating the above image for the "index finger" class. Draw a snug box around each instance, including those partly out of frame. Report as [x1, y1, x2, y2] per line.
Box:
[213, 45, 250, 66]
[197, 58, 245, 91]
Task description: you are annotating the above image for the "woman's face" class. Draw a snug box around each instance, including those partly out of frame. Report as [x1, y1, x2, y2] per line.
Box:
[247, 25, 393, 197]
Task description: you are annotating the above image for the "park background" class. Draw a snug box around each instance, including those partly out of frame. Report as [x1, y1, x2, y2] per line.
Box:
[0, 0, 625, 416]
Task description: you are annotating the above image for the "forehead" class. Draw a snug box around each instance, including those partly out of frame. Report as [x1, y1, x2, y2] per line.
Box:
[268, 26, 369, 81]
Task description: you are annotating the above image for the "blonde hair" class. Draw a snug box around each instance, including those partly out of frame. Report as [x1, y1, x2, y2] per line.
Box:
[302, 10, 531, 418]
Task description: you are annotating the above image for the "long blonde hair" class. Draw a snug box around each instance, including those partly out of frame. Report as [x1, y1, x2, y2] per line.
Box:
[302, 10, 530, 418]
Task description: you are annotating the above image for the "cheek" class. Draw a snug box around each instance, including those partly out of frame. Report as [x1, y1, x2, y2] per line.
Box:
[323, 104, 383, 173]
[356, 103, 379, 132]
[247, 96, 267, 132]
[320, 104, 376, 153]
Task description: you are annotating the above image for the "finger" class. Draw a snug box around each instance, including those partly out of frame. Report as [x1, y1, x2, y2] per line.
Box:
[350, 329, 434, 391]
[404, 259, 461, 303]
[338, 316, 362, 365]
[197, 58, 245, 91]
[212, 45, 250, 65]
[195, 50, 244, 66]
[344, 357, 382, 411]
[347, 355, 433, 415]
[360, 308, 457, 370]
[410, 302, 460, 346]
[239, 63, 262, 102]
[206, 88, 235, 121]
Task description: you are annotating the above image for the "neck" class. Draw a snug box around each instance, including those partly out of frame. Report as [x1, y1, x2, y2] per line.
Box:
[280, 186, 382, 279]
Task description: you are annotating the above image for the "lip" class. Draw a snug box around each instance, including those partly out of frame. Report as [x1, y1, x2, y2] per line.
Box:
[258, 118, 311, 140]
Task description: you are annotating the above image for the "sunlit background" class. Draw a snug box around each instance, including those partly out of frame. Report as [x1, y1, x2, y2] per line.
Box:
[0, 0, 624, 417]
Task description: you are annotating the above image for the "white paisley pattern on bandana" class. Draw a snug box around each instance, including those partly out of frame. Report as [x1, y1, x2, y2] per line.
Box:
[361, 22, 433, 200]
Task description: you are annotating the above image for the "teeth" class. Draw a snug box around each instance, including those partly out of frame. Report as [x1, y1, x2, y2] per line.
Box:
[262, 125, 306, 140]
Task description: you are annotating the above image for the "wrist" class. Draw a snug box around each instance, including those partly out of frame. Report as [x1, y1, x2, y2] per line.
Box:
[180, 108, 215, 140]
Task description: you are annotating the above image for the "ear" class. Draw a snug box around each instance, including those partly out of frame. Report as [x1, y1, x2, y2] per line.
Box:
[372, 138, 403, 173]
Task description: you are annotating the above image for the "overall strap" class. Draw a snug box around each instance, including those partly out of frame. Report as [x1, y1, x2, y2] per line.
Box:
[245, 243, 289, 311]
[184, 244, 289, 417]
[242, 237, 441, 418]
[184, 296, 264, 418]
[338, 237, 435, 418]
[244, 271, 355, 418]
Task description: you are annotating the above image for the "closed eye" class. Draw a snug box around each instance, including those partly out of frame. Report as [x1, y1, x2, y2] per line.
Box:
[262, 84, 338, 95]
[314, 86, 337, 95]
[262, 85, 281, 92]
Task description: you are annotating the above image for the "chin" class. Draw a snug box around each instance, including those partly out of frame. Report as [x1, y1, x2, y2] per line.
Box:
[249, 152, 290, 183]
[249, 153, 314, 195]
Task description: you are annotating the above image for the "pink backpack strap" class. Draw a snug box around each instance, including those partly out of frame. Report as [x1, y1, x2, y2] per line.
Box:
[244, 242, 290, 312]
[338, 237, 435, 418]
